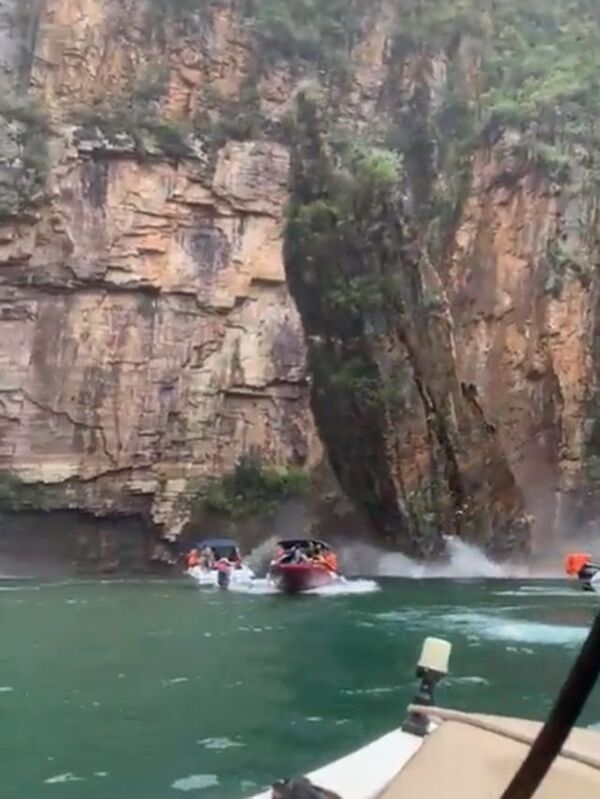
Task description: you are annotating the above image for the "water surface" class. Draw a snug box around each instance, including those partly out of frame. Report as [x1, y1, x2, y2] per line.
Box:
[1, 578, 598, 799]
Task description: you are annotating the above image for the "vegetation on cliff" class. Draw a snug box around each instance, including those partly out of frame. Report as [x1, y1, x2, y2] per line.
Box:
[0, 94, 50, 220]
[285, 90, 445, 555]
[284, 88, 532, 558]
[0, 473, 50, 511]
[73, 69, 196, 161]
[201, 455, 310, 518]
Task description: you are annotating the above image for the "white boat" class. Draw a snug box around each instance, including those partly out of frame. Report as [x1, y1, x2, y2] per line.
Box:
[184, 538, 255, 588]
[248, 637, 600, 799]
[187, 563, 255, 588]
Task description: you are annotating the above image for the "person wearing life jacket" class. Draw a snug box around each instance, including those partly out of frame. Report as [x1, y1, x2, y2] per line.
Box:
[565, 553, 591, 576]
[323, 551, 338, 573]
[186, 548, 201, 569]
[564, 552, 600, 589]
[216, 557, 232, 589]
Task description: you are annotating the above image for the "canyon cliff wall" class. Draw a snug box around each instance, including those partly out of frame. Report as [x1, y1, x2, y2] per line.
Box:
[0, 0, 598, 560]
[0, 0, 323, 544]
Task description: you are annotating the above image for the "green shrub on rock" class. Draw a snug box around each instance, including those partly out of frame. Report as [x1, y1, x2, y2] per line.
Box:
[201, 454, 311, 518]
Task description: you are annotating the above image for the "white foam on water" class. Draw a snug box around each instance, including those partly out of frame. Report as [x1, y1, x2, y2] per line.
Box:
[378, 607, 588, 648]
[230, 577, 379, 597]
[588, 722, 600, 731]
[44, 773, 85, 784]
[197, 737, 244, 750]
[306, 578, 379, 596]
[442, 611, 588, 647]
[342, 685, 403, 696]
[0, 584, 39, 592]
[230, 579, 279, 596]
[172, 774, 220, 792]
[0, 686, 14, 693]
[94, 772, 109, 778]
[161, 677, 189, 687]
[494, 587, 586, 598]
[446, 676, 490, 687]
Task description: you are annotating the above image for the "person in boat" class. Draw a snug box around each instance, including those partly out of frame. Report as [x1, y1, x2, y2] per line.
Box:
[565, 552, 600, 588]
[306, 541, 337, 573]
[214, 556, 232, 588]
[228, 546, 242, 568]
[200, 546, 215, 570]
[323, 549, 338, 573]
[186, 548, 201, 569]
[314, 545, 328, 567]
[310, 542, 324, 562]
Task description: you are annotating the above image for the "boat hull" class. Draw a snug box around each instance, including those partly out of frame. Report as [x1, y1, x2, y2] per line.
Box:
[269, 563, 337, 594]
[187, 564, 254, 588]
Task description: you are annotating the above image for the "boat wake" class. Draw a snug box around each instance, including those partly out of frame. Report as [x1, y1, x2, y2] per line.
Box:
[307, 578, 379, 596]
[230, 577, 379, 597]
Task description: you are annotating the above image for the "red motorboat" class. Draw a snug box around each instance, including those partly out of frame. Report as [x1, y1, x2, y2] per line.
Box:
[269, 539, 339, 594]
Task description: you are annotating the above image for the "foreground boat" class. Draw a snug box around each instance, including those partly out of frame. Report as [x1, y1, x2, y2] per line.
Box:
[186, 538, 254, 588]
[268, 539, 340, 594]
[248, 633, 600, 799]
[249, 709, 600, 799]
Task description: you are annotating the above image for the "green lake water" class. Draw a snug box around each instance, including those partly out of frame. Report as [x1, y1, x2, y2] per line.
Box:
[1, 577, 599, 799]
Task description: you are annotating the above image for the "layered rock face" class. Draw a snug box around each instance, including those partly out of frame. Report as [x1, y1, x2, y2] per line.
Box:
[0, 0, 597, 559]
[0, 0, 321, 539]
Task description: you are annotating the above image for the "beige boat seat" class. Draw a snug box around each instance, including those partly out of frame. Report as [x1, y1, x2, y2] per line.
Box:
[379, 707, 600, 799]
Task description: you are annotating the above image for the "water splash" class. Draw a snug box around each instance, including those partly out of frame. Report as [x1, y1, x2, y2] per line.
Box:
[342, 538, 508, 579]
[244, 536, 279, 576]
[248, 535, 511, 583]
[429, 538, 506, 578]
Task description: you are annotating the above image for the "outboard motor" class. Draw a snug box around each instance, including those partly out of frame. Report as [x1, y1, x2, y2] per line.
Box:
[216, 559, 231, 590]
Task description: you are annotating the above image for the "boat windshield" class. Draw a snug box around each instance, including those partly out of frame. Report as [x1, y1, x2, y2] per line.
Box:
[197, 539, 240, 561]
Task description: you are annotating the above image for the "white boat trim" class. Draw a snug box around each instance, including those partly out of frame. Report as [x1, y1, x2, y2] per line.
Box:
[186, 565, 255, 587]
[247, 726, 422, 799]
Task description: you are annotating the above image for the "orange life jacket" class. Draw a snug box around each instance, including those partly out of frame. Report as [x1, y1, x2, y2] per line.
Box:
[323, 552, 338, 572]
[565, 552, 592, 576]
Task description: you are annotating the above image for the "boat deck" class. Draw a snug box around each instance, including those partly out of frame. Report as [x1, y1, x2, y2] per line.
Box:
[380, 706, 600, 799]
[247, 706, 600, 799]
